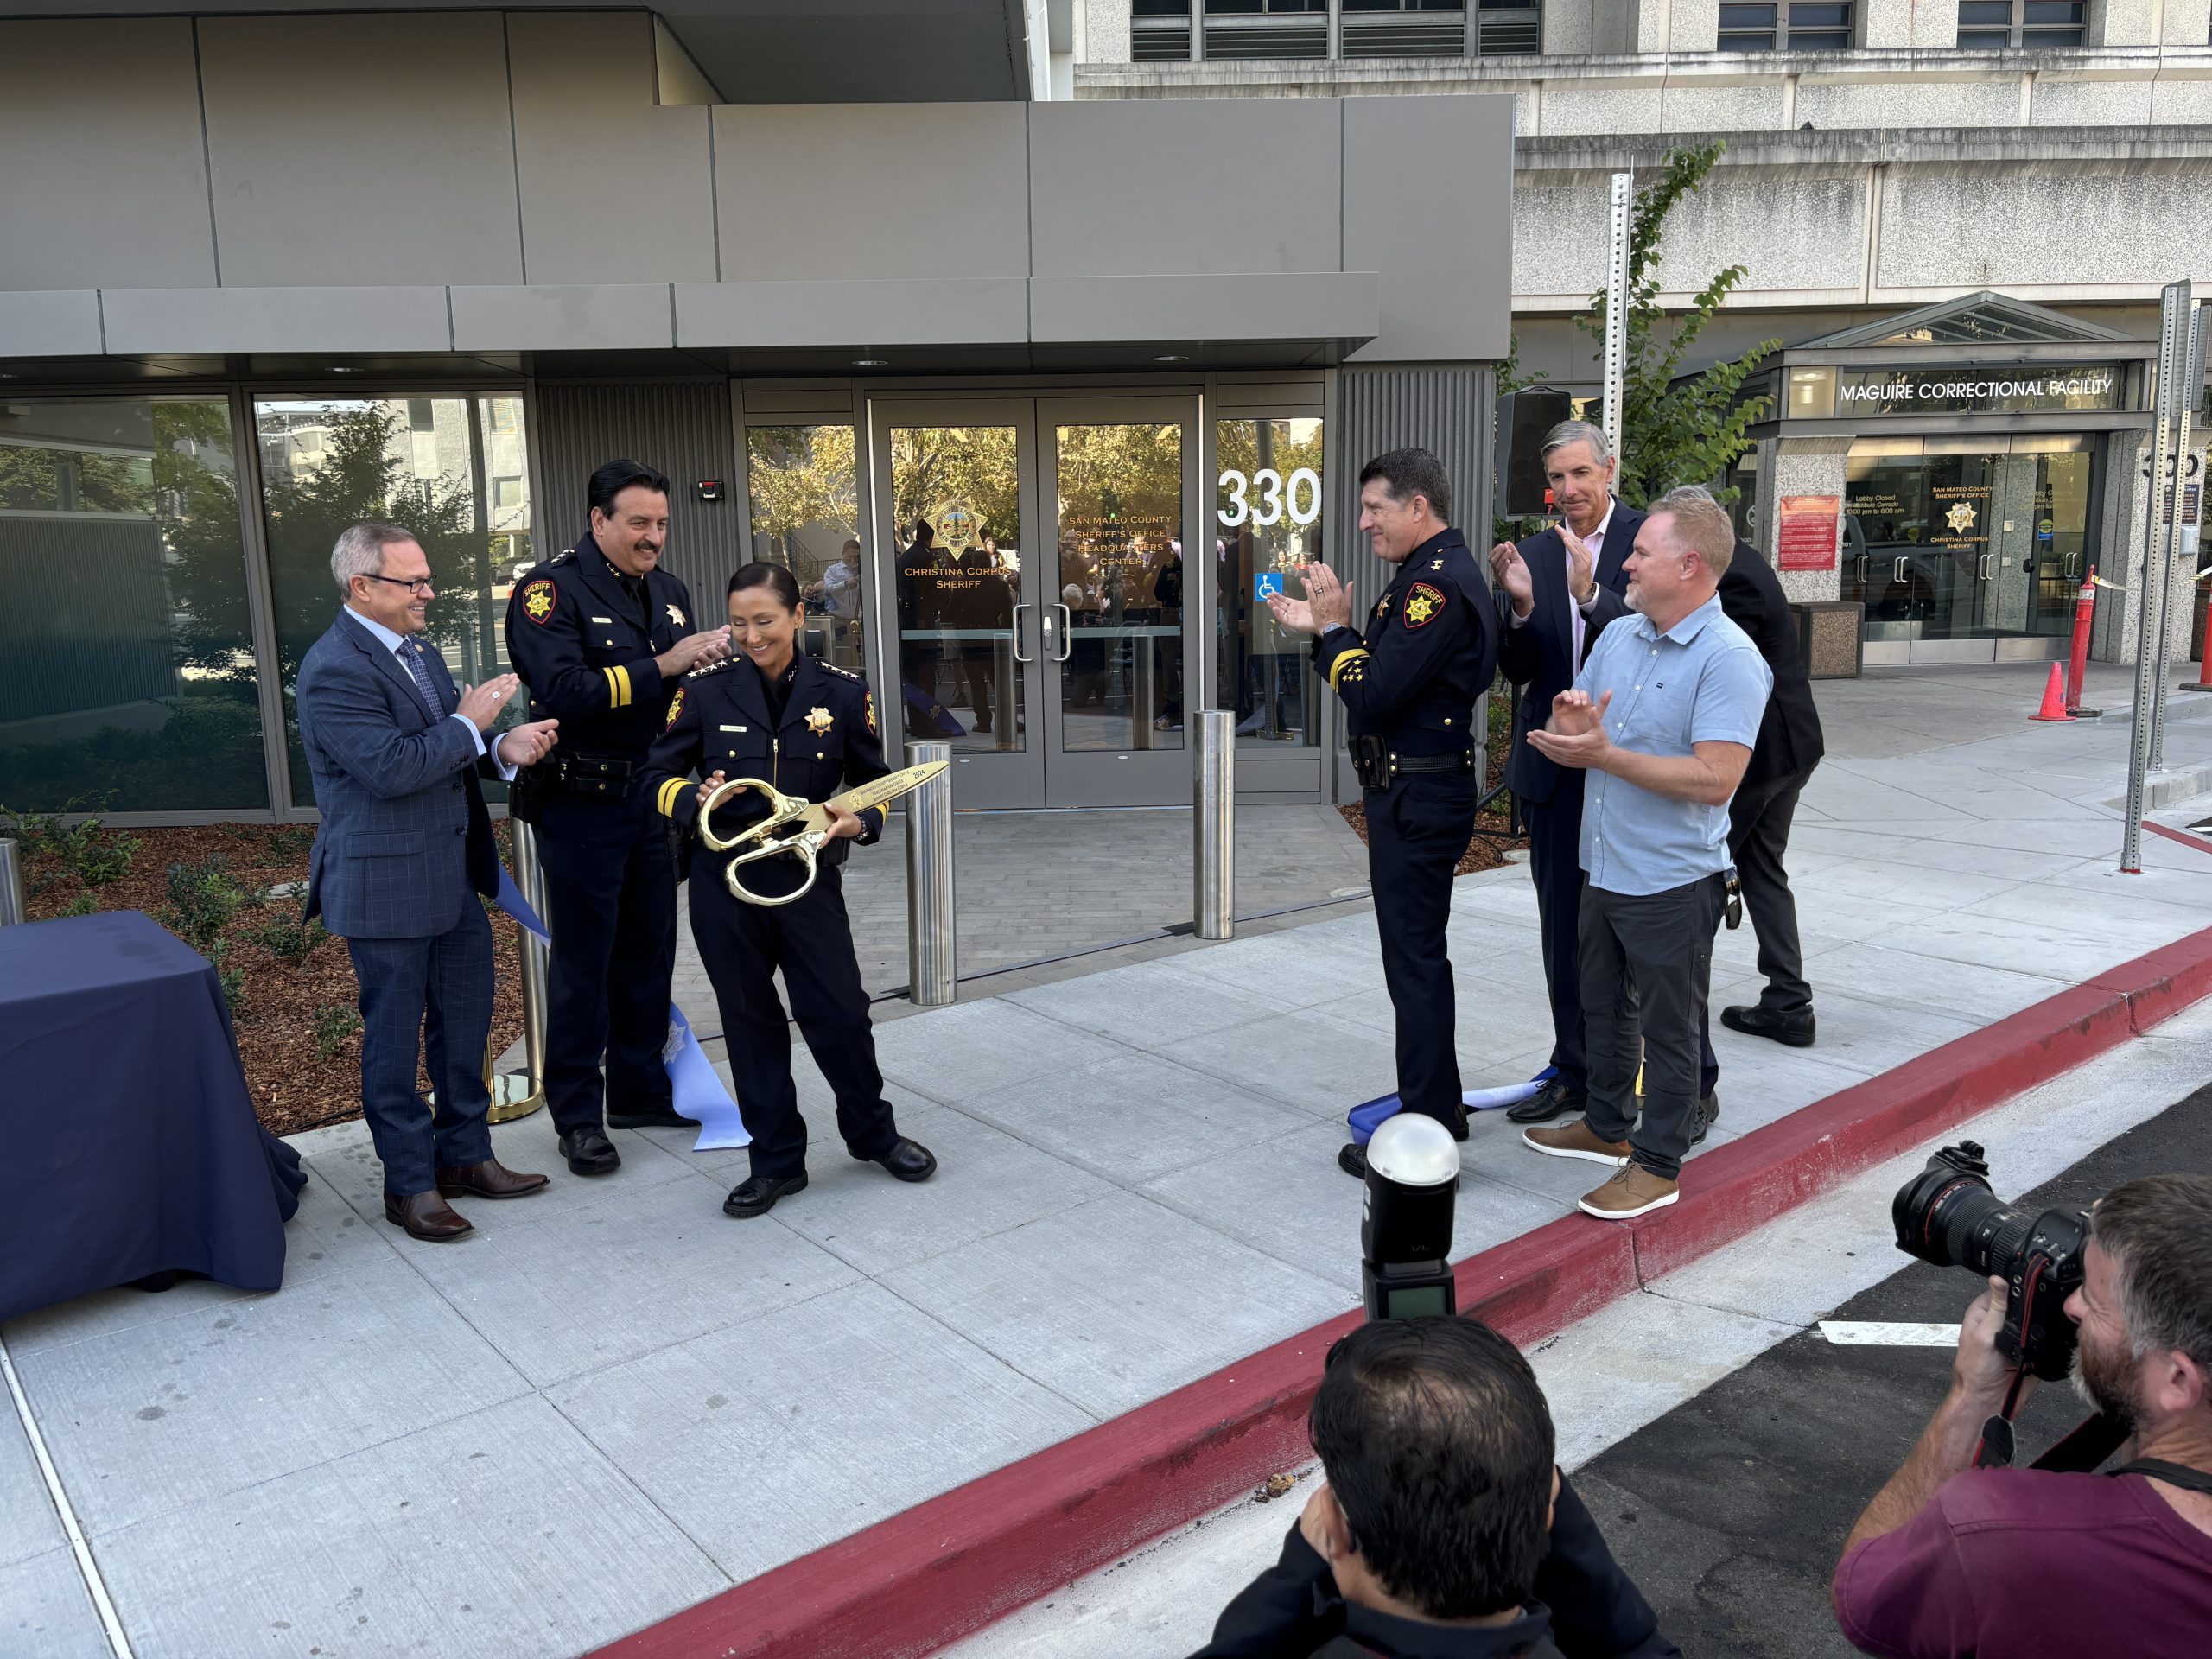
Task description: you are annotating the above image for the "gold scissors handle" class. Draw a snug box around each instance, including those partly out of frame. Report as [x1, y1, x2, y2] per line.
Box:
[696, 777, 830, 907]
[695, 762, 948, 908]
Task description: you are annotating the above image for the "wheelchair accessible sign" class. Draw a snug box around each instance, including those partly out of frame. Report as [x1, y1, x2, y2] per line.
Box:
[1254, 571, 1286, 602]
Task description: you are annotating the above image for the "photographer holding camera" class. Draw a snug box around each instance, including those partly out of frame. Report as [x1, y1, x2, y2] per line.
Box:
[1834, 1172, 2212, 1656]
[1194, 1318, 1676, 1659]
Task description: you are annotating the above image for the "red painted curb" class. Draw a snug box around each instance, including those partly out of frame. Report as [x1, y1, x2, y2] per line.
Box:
[592, 925, 2212, 1659]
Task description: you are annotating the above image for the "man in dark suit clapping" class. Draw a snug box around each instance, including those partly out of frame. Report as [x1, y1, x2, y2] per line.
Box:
[1714, 537, 1826, 1047]
[1488, 422, 1641, 1128]
[297, 522, 560, 1241]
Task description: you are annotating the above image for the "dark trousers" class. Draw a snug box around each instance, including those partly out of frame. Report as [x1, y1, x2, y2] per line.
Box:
[347, 901, 495, 1197]
[1366, 772, 1479, 1125]
[1728, 766, 1815, 1012]
[1522, 783, 1589, 1096]
[956, 647, 998, 731]
[536, 791, 677, 1135]
[688, 855, 900, 1182]
[1580, 876, 1726, 1182]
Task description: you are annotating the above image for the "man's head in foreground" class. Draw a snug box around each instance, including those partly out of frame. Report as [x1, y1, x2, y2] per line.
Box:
[1306, 1316, 1559, 1624]
[2069, 1173, 2212, 1444]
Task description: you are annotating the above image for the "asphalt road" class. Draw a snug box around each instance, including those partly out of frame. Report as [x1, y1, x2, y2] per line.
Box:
[1571, 1084, 2212, 1658]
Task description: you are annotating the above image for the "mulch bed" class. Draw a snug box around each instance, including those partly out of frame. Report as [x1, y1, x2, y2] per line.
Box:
[1335, 738, 1526, 878]
[11, 822, 523, 1137]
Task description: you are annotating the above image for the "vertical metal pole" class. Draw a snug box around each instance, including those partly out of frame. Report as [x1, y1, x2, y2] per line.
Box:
[0, 840, 27, 927]
[1195, 709, 1234, 940]
[2124, 282, 2196, 874]
[905, 740, 956, 1006]
[489, 818, 551, 1122]
[1601, 172, 1635, 467]
[2149, 297, 2205, 770]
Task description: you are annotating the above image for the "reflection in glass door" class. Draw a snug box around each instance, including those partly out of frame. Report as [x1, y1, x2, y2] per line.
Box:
[882, 414, 1040, 807]
[1047, 418, 1186, 782]
[873, 400, 1199, 807]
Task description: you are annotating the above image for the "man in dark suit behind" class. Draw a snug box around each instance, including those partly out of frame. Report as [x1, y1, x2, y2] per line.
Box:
[297, 522, 561, 1241]
[1488, 421, 1641, 1127]
[1715, 536, 1826, 1046]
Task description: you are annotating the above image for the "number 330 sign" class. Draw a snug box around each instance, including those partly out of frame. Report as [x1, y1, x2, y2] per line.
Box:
[1219, 467, 1322, 529]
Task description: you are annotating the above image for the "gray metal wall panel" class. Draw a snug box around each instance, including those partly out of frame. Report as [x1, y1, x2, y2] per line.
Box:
[713, 104, 1030, 282]
[509, 14, 717, 286]
[0, 19, 217, 290]
[531, 383, 742, 609]
[197, 15, 524, 287]
[1342, 96, 1516, 365]
[1029, 99, 1344, 277]
[1333, 365, 1497, 799]
[676, 277, 1027, 348]
[1029, 272, 1378, 344]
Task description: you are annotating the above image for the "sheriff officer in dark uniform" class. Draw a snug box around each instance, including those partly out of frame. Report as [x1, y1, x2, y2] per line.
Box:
[640, 562, 937, 1218]
[505, 459, 732, 1178]
[1266, 448, 1499, 1180]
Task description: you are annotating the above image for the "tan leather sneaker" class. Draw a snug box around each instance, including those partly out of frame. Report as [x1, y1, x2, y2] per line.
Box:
[1578, 1164, 1680, 1220]
[1521, 1121, 1631, 1164]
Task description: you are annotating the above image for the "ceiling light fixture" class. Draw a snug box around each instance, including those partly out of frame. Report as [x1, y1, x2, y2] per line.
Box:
[854, 358, 887, 368]
[1154, 353, 1191, 363]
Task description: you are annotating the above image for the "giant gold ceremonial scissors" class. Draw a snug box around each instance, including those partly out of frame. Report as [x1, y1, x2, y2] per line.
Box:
[696, 762, 948, 907]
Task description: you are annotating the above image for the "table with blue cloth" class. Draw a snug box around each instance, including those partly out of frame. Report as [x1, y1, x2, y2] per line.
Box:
[0, 910, 306, 1325]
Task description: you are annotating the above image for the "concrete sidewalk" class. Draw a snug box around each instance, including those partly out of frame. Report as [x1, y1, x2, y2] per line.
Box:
[9, 664, 2212, 1659]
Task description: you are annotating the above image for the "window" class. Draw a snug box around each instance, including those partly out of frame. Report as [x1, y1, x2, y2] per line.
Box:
[257, 394, 532, 808]
[1215, 417, 1324, 750]
[1718, 3, 1854, 50]
[0, 397, 271, 812]
[745, 425, 866, 674]
[1956, 2, 2085, 48]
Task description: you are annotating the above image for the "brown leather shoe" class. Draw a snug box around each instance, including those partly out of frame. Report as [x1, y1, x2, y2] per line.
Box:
[1577, 1163, 1680, 1221]
[383, 1190, 474, 1241]
[1521, 1121, 1632, 1165]
[435, 1159, 550, 1200]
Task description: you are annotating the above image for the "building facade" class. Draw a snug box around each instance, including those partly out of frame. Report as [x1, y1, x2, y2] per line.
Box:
[1079, 0, 2212, 668]
[0, 5, 1512, 823]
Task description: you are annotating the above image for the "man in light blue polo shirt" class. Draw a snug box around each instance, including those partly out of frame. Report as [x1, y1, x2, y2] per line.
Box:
[1518, 486, 1773, 1220]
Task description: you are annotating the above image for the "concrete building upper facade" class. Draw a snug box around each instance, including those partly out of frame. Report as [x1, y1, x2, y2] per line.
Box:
[1076, 0, 2212, 669]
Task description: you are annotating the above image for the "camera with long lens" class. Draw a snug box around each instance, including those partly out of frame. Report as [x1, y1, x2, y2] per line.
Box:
[1892, 1141, 2089, 1381]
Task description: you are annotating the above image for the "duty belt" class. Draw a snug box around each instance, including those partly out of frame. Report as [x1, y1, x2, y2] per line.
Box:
[1349, 735, 1475, 791]
[548, 753, 637, 798]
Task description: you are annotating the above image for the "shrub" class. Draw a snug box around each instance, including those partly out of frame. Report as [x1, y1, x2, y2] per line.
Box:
[161, 855, 247, 956]
[312, 1004, 362, 1060]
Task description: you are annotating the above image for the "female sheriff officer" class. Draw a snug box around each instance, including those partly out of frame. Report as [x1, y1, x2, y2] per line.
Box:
[641, 562, 938, 1218]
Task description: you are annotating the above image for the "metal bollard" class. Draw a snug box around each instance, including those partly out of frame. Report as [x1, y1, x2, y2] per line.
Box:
[0, 839, 26, 927]
[488, 819, 552, 1124]
[1194, 710, 1234, 941]
[904, 741, 957, 1006]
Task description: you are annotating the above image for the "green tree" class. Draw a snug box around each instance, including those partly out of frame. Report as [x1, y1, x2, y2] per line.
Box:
[1577, 142, 1778, 511]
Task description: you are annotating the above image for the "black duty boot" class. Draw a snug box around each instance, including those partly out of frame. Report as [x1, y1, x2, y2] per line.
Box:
[1720, 1003, 1816, 1048]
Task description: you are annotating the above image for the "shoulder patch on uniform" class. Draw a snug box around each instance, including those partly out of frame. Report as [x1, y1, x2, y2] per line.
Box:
[1403, 582, 1447, 630]
[664, 687, 685, 731]
[548, 549, 575, 567]
[864, 690, 878, 736]
[520, 578, 556, 624]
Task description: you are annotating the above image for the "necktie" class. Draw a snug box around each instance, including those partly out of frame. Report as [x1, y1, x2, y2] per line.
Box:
[399, 642, 446, 717]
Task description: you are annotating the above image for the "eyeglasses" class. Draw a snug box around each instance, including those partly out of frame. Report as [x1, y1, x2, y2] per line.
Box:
[361, 574, 435, 596]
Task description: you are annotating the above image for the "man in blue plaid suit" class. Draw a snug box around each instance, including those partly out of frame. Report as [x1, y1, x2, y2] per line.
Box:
[297, 523, 562, 1242]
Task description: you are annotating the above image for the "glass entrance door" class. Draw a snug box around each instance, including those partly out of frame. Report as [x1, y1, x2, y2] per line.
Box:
[873, 397, 1199, 808]
[1844, 435, 2096, 664]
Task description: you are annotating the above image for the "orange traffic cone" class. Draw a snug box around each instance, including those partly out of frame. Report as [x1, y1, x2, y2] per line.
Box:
[2031, 662, 2071, 722]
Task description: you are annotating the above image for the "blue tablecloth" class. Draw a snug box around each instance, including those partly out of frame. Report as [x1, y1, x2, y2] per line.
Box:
[0, 910, 306, 1325]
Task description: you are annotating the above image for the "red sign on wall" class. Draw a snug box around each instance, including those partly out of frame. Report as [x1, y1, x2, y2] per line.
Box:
[1777, 495, 1840, 572]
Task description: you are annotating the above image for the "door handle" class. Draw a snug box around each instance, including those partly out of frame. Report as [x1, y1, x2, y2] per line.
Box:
[1854, 554, 1868, 582]
[1893, 556, 1909, 582]
[1053, 603, 1073, 663]
[1980, 553, 1994, 581]
[1013, 601, 1034, 664]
